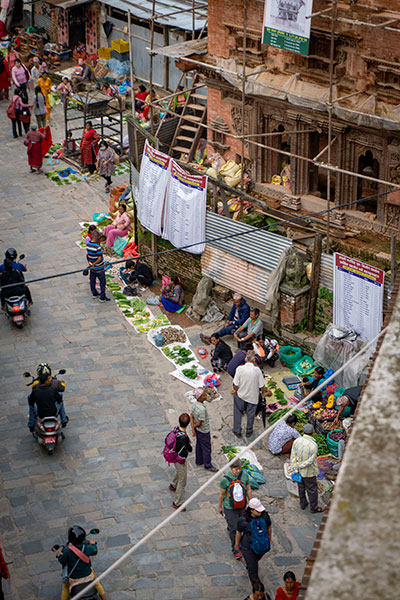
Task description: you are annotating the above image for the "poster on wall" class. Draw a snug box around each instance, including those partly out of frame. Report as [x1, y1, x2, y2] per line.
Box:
[333, 253, 384, 344]
[262, 0, 314, 56]
[163, 161, 207, 254]
[138, 141, 171, 236]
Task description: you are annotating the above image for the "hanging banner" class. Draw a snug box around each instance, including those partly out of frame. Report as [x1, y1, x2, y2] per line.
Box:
[163, 161, 207, 254]
[333, 253, 384, 344]
[138, 141, 171, 236]
[262, 0, 314, 56]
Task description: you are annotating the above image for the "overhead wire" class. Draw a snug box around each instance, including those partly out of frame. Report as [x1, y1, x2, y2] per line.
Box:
[0, 186, 395, 292]
[72, 325, 387, 599]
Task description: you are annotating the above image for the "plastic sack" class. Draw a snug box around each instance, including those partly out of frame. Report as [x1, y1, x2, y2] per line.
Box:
[203, 373, 221, 387]
[146, 296, 160, 305]
[162, 276, 171, 287]
[113, 237, 128, 256]
[292, 355, 314, 376]
[279, 346, 303, 368]
[291, 472, 302, 483]
[313, 323, 371, 388]
[247, 473, 259, 490]
[154, 333, 164, 347]
[122, 242, 139, 259]
[244, 464, 266, 484]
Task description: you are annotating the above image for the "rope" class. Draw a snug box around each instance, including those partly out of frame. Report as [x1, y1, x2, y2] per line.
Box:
[0, 186, 395, 292]
[72, 326, 386, 599]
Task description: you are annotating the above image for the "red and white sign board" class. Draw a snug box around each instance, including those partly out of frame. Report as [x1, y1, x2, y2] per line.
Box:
[333, 253, 384, 343]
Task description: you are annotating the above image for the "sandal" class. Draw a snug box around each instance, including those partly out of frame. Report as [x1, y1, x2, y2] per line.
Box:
[310, 507, 325, 513]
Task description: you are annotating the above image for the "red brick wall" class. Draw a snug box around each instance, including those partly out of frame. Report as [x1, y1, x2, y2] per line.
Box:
[208, 0, 264, 58]
[207, 87, 245, 161]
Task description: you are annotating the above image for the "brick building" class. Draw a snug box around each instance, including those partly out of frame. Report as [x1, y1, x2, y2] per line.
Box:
[194, 0, 400, 234]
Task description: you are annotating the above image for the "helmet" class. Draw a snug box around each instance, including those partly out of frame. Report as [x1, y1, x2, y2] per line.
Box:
[68, 526, 86, 545]
[5, 248, 17, 261]
[270, 339, 278, 347]
[36, 363, 52, 379]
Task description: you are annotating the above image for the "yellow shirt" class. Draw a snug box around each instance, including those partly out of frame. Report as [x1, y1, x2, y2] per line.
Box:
[290, 434, 318, 478]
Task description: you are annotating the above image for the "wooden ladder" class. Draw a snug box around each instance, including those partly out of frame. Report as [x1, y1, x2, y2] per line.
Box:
[168, 71, 207, 163]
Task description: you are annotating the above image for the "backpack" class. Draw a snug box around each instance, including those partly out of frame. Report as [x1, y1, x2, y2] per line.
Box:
[225, 475, 246, 509]
[250, 517, 270, 555]
[163, 427, 185, 464]
[6, 98, 17, 120]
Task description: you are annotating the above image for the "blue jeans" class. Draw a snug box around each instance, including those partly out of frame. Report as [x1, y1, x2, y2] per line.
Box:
[28, 400, 67, 427]
[217, 323, 239, 337]
[90, 268, 106, 300]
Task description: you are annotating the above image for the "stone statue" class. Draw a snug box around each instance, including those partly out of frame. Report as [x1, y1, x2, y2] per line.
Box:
[284, 250, 308, 288]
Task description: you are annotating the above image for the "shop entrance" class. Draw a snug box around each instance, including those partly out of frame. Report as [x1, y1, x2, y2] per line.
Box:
[68, 6, 86, 51]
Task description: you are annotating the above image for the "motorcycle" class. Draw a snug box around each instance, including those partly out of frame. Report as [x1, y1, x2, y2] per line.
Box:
[52, 528, 101, 599]
[24, 368, 67, 455]
[3, 254, 29, 328]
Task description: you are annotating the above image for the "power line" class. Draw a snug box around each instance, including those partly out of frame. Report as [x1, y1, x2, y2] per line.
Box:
[0, 186, 395, 291]
[72, 326, 387, 599]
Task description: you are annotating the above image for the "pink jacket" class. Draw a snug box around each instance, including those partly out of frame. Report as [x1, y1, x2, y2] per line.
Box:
[12, 64, 30, 86]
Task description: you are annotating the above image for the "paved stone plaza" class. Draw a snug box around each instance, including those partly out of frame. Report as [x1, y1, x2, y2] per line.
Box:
[0, 104, 322, 599]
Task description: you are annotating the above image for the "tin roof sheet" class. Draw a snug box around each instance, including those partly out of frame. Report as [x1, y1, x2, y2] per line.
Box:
[101, 0, 208, 31]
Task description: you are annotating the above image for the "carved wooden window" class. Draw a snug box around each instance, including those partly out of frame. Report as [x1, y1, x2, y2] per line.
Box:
[223, 23, 267, 67]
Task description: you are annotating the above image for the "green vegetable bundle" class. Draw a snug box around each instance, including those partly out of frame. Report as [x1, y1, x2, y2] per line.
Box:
[221, 445, 238, 460]
[312, 433, 330, 456]
[182, 367, 197, 379]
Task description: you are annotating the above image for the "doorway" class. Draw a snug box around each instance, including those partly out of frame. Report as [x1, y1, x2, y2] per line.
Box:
[68, 6, 86, 50]
[357, 150, 379, 213]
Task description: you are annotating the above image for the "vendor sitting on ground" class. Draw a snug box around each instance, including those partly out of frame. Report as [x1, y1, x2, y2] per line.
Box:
[201, 293, 250, 344]
[210, 332, 233, 373]
[72, 58, 92, 91]
[119, 259, 135, 285]
[128, 260, 154, 288]
[333, 385, 362, 425]
[134, 84, 148, 112]
[160, 276, 184, 313]
[268, 414, 301, 455]
[233, 307, 263, 348]
[299, 366, 325, 403]
[103, 204, 131, 247]
[254, 337, 280, 368]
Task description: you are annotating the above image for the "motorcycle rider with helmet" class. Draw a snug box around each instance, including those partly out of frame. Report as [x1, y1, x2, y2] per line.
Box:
[0, 258, 32, 310]
[0, 248, 27, 275]
[27, 363, 69, 432]
[57, 526, 106, 600]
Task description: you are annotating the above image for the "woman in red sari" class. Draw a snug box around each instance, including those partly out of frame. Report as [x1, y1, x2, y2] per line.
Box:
[275, 572, 301, 600]
[80, 121, 99, 174]
[25, 124, 45, 173]
[0, 55, 10, 101]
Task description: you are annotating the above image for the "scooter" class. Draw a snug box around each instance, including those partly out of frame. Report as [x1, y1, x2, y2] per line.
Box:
[24, 368, 67, 455]
[52, 528, 101, 599]
[3, 254, 29, 328]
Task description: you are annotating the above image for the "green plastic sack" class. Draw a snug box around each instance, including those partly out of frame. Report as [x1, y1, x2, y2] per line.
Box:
[113, 237, 128, 256]
[292, 355, 314, 376]
[279, 346, 302, 368]
[247, 473, 259, 490]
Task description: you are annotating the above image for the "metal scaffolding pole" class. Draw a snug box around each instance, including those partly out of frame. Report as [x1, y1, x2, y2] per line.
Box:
[240, 0, 248, 218]
[326, 0, 337, 253]
[149, 0, 156, 137]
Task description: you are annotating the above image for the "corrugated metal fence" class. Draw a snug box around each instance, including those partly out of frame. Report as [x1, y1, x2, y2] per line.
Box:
[201, 213, 292, 304]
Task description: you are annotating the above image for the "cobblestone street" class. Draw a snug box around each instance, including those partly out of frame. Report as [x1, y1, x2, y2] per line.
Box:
[0, 103, 322, 599]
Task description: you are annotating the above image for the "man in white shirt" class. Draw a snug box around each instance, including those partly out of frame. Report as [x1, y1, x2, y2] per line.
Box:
[232, 351, 266, 438]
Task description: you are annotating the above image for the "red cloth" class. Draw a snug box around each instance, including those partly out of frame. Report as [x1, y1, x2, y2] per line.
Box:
[134, 90, 148, 101]
[40, 125, 53, 156]
[0, 20, 7, 39]
[80, 129, 99, 165]
[0, 60, 10, 90]
[275, 582, 301, 600]
[0, 543, 10, 579]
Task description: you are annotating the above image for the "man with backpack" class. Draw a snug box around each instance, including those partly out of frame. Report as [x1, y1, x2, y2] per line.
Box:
[218, 459, 252, 559]
[163, 413, 192, 511]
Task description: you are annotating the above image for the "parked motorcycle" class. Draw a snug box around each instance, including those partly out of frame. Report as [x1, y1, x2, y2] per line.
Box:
[24, 368, 67, 455]
[3, 253, 29, 328]
[52, 527, 101, 599]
